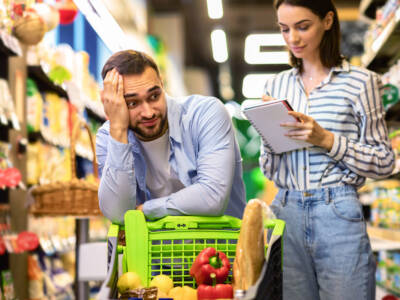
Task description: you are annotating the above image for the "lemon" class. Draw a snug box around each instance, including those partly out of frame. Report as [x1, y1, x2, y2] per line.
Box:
[168, 286, 182, 299]
[150, 274, 174, 294]
[157, 289, 168, 299]
[168, 286, 197, 300]
[117, 271, 143, 293]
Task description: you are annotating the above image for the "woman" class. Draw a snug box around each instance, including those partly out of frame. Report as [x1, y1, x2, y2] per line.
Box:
[261, 0, 395, 299]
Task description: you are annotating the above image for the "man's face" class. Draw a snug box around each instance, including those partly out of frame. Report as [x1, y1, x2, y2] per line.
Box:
[123, 67, 168, 141]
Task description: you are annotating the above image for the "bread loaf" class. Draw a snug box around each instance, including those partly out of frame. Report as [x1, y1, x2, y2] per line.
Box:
[233, 199, 265, 291]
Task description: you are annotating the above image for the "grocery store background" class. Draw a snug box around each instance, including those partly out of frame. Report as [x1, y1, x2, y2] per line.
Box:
[1, 0, 400, 299]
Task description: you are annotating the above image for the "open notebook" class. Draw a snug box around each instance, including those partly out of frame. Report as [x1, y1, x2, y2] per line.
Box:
[242, 99, 311, 154]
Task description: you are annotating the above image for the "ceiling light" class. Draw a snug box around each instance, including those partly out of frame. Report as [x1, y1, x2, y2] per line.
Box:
[242, 73, 275, 98]
[211, 29, 228, 63]
[207, 0, 223, 19]
[73, 0, 130, 52]
[246, 33, 286, 47]
[244, 33, 289, 65]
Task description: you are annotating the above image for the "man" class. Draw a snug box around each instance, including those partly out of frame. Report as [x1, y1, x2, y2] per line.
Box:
[96, 50, 246, 224]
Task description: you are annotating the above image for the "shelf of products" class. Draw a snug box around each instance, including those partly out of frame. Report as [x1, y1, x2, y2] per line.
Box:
[362, 5, 400, 72]
[376, 249, 400, 296]
[26, 64, 99, 161]
[0, 25, 27, 300]
[0, 29, 21, 57]
[27, 65, 68, 99]
[65, 81, 106, 120]
[360, 0, 388, 19]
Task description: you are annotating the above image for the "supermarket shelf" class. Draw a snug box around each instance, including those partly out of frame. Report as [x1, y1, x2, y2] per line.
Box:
[0, 204, 11, 212]
[65, 81, 106, 120]
[29, 129, 94, 161]
[362, 8, 400, 73]
[27, 66, 69, 99]
[370, 237, 400, 251]
[368, 225, 400, 251]
[377, 282, 400, 297]
[84, 98, 106, 120]
[368, 225, 400, 244]
[0, 29, 21, 57]
[359, 0, 387, 19]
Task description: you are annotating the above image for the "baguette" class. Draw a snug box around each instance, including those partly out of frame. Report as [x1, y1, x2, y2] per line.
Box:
[233, 199, 265, 291]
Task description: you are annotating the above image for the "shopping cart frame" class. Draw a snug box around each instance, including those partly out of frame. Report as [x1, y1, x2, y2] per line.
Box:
[97, 210, 285, 300]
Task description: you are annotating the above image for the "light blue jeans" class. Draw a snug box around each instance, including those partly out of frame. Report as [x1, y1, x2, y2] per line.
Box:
[271, 185, 375, 300]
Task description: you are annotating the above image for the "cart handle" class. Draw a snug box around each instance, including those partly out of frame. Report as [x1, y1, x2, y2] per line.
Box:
[146, 214, 242, 230]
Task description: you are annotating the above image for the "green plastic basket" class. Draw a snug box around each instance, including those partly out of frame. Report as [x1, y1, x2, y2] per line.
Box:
[108, 210, 285, 289]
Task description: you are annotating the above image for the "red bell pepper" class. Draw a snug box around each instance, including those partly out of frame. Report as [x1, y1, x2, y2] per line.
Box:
[197, 273, 233, 300]
[190, 247, 231, 285]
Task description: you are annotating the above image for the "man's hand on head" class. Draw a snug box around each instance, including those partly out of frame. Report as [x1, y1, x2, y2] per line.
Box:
[101, 68, 129, 144]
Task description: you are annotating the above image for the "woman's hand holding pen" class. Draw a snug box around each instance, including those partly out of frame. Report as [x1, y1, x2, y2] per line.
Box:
[282, 111, 334, 151]
[101, 68, 129, 144]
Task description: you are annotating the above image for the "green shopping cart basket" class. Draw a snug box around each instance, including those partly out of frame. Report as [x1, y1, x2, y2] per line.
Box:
[98, 210, 285, 300]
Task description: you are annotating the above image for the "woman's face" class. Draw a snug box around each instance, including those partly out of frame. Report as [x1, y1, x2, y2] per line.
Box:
[277, 3, 333, 62]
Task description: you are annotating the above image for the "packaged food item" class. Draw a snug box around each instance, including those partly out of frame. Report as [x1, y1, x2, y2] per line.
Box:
[119, 287, 158, 300]
[1, 270, 15, 300]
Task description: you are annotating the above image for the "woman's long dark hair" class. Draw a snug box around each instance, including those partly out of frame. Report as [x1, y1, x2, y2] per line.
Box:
[274, 0, 343, 72]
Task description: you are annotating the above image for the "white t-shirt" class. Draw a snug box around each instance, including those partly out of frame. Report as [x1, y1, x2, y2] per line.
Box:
[139, 130, 185, 198]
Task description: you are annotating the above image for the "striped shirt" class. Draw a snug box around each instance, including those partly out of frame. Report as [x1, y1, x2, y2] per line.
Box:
[260, 60, 395, 190]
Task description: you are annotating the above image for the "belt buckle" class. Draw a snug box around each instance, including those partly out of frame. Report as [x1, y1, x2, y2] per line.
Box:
[303, 192, 313, 197]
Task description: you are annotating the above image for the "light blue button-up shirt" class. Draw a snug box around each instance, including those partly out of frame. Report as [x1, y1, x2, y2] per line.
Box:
[96, 95, 246, 224]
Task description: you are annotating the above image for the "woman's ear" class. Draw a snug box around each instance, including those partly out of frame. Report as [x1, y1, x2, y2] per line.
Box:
[324, 11, 334, 30]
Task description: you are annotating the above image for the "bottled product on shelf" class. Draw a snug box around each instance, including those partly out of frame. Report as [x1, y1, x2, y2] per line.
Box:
[376, 250, 400, 296]
[362, 0, 400, 71]
[26, 215, 110, 299]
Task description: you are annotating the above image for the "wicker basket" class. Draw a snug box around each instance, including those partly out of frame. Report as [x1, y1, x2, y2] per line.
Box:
[31, 121, 101, 216]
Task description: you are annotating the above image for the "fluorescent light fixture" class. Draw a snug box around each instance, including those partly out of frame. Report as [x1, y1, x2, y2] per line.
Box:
[207, 0, 223, 19]
[245, 33, 289, 65]
[246, 33, 286, 47]
[211, 29, 228, 63]
[242, 73, 275, 98]
[73, 0, 140, 52]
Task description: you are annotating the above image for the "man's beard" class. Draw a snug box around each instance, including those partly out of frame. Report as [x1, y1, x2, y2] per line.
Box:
[130, 115, 168, 140]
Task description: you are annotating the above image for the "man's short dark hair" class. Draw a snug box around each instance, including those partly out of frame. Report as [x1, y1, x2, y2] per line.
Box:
[101, 50, 161, 80]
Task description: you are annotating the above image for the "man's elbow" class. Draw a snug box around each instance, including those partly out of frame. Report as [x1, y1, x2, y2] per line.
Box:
[205, 193, 228, 216]
[98, 195, 125, 224]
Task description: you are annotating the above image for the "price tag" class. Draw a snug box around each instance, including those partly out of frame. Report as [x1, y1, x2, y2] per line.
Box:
[17, 231, 39, 252]
[0, 237, 6, 255]
[0, 170, 6, 190]
[4, 168, 22, 189]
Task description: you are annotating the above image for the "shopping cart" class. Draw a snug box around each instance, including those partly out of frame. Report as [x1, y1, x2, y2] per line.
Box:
[97, 210, 285, 300]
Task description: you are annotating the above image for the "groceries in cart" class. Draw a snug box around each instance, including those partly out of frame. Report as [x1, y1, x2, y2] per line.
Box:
[98, 199, 285, 300]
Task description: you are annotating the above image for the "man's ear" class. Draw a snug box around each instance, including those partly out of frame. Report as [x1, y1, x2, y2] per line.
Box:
[324, 11, 334, 30]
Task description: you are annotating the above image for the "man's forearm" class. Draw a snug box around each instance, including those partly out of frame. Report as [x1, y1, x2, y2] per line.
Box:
[110, 126, 128, 144]
[98, 166, 136, 224]
[97, 134, 136, 224]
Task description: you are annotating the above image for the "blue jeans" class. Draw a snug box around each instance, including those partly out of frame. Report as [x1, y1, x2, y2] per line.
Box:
[271, 185, 375, 300]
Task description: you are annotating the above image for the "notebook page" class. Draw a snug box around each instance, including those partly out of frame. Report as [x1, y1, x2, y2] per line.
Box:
[243, 100, 310, 153]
